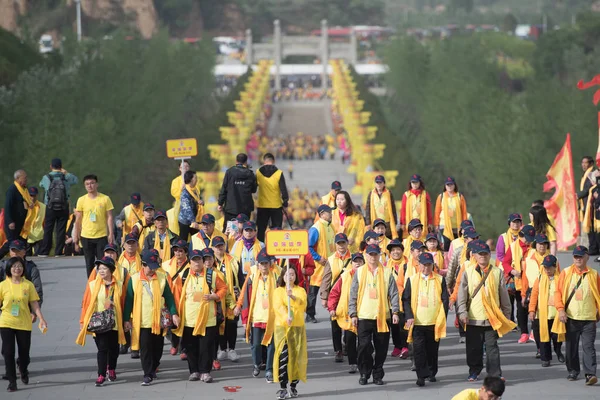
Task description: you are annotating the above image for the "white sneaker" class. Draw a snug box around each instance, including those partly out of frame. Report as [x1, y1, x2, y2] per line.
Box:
[349, 364, 358, 374]
[217, 349, 228, 361]
[228, 349, 240, 362]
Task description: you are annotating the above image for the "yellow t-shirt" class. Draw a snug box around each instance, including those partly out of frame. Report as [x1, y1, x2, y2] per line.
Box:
[0, 279, 39, 331]
[451, 388, 479, 400]
[75, 193, 114, 239]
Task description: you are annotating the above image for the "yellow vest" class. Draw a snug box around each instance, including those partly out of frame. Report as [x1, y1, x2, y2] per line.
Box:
[536, 277, 557, 320]
[310, 219, 335, 287]
[88, 278, 124, 332]
[27, 202, 46, 243]
[184, 272, 217, 328]
[130, 271, 167, 328]
[357, 267, 392, 320]
[565, 268, 597, 320]
[466, 265, 502, 321]
[252, 275, 272, 323]
[119, 253, 141, 276]
[190, 229, 226, 251]
[256, 169, 283, 208]
[328, 252, 351, 288]
[525, 252, 546, 290]
[123, 204, 144, 238]
[414, 274, 443, 326]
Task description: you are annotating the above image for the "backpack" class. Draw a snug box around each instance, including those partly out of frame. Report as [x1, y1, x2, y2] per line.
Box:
[47, 174, 68, 211]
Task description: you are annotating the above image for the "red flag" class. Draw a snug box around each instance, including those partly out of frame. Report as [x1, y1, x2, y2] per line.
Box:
[543, 133, 579, 249]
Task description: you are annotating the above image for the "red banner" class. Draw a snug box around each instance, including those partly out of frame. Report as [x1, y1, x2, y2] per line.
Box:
[543, 133, 579, 249]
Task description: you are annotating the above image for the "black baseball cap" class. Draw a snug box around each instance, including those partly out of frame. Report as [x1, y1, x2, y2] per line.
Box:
[372, 218, 386, 228]
[374, 175, 386, 183]
[143, 202, 155, 211]
[131, 193, 141, 205]
[410, 240, 426, 250]
[410, 174, 421, 182]
[243, 221, 257, 231]
[201, 214, 216, 224]
[365, 244, 381, 255]
[408, 218, 423, 231]
[236, 213, 249, 223]
[335, 233, 348, 243]
[542, 255, 558, 267]
[153, 210, 167, 220]
[212, 236, 226, 247]
[573, 246, 589, 257]
[418, 252, 434, 264]
[386, 239, 404, 251]
[331, 181, 342, 190]
[318, 204, 332, 214]
[141, 249, 161, 270]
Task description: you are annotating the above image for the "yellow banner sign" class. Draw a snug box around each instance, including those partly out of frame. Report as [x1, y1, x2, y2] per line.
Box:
[166, 138, 198, 158]
[265, 230, 309, 256]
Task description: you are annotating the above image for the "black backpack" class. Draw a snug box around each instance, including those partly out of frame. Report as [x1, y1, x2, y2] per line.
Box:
[47, 174, 68, 211]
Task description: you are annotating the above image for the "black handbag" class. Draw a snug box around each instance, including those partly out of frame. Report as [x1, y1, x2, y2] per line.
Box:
[88, 287, 116, 333]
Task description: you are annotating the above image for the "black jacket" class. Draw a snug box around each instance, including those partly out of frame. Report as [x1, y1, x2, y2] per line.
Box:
[257, 165, 289, 206]
[218, 164, 257, 215]
[4, 183, 28, 234]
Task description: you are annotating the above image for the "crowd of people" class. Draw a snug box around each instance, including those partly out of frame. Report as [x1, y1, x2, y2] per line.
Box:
[3, 152, 600, 400]
[261, 132, 338, 162]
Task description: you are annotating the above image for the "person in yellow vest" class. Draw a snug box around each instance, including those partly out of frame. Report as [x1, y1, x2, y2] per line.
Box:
[552, 246, 600, 385]
[451, 376, 505, 400]
[256, 153, 289, 242]
[273, 265, 308, 400]
[321, 181, 341, 208]
[233, 249, 278, 382]
[582, 178, 600, 258]
[115, 193, 144, 245]
[123, 249, 180, 386]
[162, 239, 189, 358]
[77, 256, 127, 387]
[403, 252, 449, 387]
[495, 213, 523, 265]
[527, 254, 564, 367]
[434, 177, 468, 252]
[212, 236, 243, 363]
[230, 221, 265, 279]
[131, 203, 155, 248]
[319, 233, 352, 363]
[331, 190, 365, 253]
[457, 241, 515, 381]
[373, 219, 391, 262]
[404, 240, 426, 285]
[385, 239, 409, 359]
[400, 174, 432, 238]
[25, 187, 45, 255]
[119, 234, 142, 277]
[449, 239, 479, 344]
[529, 206, 558, 256]
[447, 227, 480, 295]
[349, 244, 400, 386]
[328, 253, 365, 374]
[142, 210, 177, 261]
[424, 233, 444, 274]
[577, 156, 596, 247]
[307, 204, 335, 323]
[190, 214, 226, 252]
[88, 243, 128, 286]
[446, 220, 474, 269]
[365, 175, 398, 239]
[172, 248, 227, 383]
[170, 160, 203, 236]
[402, 219, 426, 252]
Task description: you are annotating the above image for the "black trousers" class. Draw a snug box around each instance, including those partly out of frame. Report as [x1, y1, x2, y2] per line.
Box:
[565, 319, 597, 376]
[277, 343, 300, 389]
[94, 330, 119, 377]
[513, 291, 528, 334]
[331, 319, 343, 352]
[440, 229, 458, 252]
[0, 328, 31, 383]
[256, 207, 284, 242]
[183, 326, 217, 374]
[219, 318, 238, 351]
[178, 223, 198, 243]
[81, 237, 108, 277]
[306, 286, 319, 318]
[39, 208, 69, 256]
[345, 330, 358, 365]
[465, 325, 502, 377]
[413, 325, 439, 379]
[589, 231, 600, 255]
[139, 328, 164, 377]
[357, 319, 390, 380]
[169, 329, 180, 350]
[391, 312, 408, 349]
[532, 319, 562, 362]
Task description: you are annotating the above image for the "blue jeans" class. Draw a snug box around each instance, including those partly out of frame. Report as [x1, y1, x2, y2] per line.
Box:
[251, 327, 275, 373]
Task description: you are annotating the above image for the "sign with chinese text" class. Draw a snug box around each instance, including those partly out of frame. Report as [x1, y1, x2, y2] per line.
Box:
[265, 230, 309, 256]
[166, 138, 198, 158]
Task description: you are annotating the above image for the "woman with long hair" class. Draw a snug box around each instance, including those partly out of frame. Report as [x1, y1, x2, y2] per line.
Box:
[178, 170, 204, 241]
[77, 256, 127, 387]
[434, 177, 467, 253]
[400, 174, 432, 238]
[273, 266, 307, 399]
[332, 191, 365, 253]
[1, 257, 48, 392]
[529, 206, 557, 255]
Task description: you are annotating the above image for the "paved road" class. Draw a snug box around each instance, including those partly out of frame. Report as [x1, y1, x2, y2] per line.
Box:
[3, 254, 600, 400]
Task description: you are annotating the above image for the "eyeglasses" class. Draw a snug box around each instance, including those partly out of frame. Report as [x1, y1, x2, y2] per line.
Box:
[11, 265, 23, 269]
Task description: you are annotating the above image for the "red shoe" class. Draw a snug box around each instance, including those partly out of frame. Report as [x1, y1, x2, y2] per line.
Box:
[391, 347, 401, 357]
[180, 353, 187, 361]
[518, 334, 528, 344]
[107, 370, 117, 382]
[400, 347, 409, 359]
[213, 360, 221, 370]
[170, 347, 178, 356]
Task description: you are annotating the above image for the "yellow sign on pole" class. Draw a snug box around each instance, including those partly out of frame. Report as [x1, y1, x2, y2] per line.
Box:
[166, 138, 198, 159]
[265, 230, 309, 256]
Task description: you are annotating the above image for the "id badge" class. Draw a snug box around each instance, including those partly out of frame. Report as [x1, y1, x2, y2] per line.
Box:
[193, 292, 203, 302]
[420, 295, 429, 308]
[262, 297, 269, 309]
[104, 300, 112, 310]
[10, 303, 19, 317]
[548, 295, 555, 307]
[369, 288, 377, 299]
[89, 211, 97, 222]
[575, 288, 583, 301]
